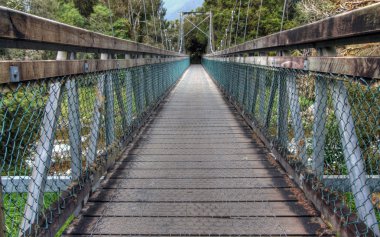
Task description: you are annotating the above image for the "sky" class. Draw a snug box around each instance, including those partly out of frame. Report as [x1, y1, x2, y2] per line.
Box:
[164, 0, 204, 20]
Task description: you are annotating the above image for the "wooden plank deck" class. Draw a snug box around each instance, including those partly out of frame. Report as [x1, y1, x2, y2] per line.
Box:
[65, 65, 330, 236]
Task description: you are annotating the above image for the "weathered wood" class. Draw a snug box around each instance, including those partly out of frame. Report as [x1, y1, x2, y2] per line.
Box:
[82, 202, 317, 217]
[206, 56, 380, 79]
[209, 3, 380, 55]
[89, 188, 297, 202]
[0, 7, 185, 56]
[0, 58, 186, 84]
[66, 65, 328, 236]
[110, 168, 282, 179]
[67, 217, 326, 236]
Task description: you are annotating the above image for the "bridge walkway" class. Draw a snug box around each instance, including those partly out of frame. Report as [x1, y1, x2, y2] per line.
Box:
[65, 65, 329, 236]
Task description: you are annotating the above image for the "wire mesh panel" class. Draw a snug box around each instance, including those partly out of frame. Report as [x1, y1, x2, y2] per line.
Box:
[0, 58, 189, 236]
[203, 58, 380, 236]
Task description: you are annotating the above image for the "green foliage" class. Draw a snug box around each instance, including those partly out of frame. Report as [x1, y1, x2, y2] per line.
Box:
[4, 192, 59, 236]
[57, 2, 86, 27]
[89, 4, 114, 35]
[113, 18, 131, 39]
[0, 85, 47, 176]
[73, 0, 97, 17]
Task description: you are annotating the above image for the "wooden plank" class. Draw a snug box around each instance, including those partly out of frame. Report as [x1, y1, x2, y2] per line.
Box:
[117, 160, 272, 169]
[110, 169, 282, 179]
[133, 143, 264, 149]
[66, 217, 325, 235]
[0, 58, 186, 84]
[103, 177, 289, 189]
[89, 188, 296, 202]
[0, 7, 185, 56]
[129, 148, 267, 155]
[207, 56, 380, 79]
[82, 201, 317, 217]
[210, 3, 380, 55]
[122, 154, 268, 162]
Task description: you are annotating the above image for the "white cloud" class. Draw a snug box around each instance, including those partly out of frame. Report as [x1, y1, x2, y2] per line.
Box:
[164, 0, 204, 20]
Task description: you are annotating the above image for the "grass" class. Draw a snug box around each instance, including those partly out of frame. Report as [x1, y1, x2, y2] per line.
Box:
[4, 192, 60, 237]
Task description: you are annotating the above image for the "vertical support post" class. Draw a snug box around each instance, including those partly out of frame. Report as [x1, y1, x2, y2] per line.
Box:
[125, 70, 133, 127]
[138, 67, 146, 113]
[258, 68, 266, 125]
[331, 80, 379, 235]
[66, 79, 82, 180]
[286, 72, 307, 163]
[250, 66, 259, 117]
[104, 72, 115, 146]
[312, 77, 327, 176]
[115, 72, 128, 133]
[86, 57, 106, 166]
[65, 52, 82, 181]
[265, 71, 278, 128]
[277, 71, 288, 150]
[20, 81, 63, 235]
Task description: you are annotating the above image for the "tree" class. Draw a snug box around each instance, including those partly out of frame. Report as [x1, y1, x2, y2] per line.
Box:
[57, 2, 86, 27]
[73, 0, 98, 17]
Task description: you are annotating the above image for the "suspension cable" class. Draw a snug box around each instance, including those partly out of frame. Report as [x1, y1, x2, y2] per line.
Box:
[107, 0, 115, 37]
[228, 0, 239, 48]
[280, 0, 288, 32]
[158, 5, 165, 48]
[142, 0, 149, 36]
[150, 0, 158, 43]
[243, 0, 252, 42]
[234, 0, 242, 45]
[255, 0, 264, 39]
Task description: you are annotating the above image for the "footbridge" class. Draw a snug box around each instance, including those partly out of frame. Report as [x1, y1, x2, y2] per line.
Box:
[0, 4, 379, 237]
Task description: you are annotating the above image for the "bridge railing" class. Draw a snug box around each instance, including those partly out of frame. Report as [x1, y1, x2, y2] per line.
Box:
[204, 3, 379, 237]
[0, 7, 189, 236]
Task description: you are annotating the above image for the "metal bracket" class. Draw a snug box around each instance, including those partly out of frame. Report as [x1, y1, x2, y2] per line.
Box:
[84, 63, 89, 73]
[9, 66, 20, 82]
[303, 59, 309, 71]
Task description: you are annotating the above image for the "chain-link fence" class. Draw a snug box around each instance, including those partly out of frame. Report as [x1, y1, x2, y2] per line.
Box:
[203, 58, 380, 236]
[0, 58, 189, 236]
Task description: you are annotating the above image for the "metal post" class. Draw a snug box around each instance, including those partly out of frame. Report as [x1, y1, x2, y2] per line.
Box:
[86, 75, 105, 165]
[115, 72, 128, 132]
[286, 72, 307, 163]
[312, 77, 327, 176]
[66, 79, 82, 180]
[258, 68, 266, 125]
[20, 81, 63, 235]
[125, 70, 133, 127]
[277, 71, 288, 150]
[265, 72, 278, 128]
[104, 72, 115, 146]
[331, 80, 380, 235]
[64, 52, 82, 181]
[312, 47, 334, 176]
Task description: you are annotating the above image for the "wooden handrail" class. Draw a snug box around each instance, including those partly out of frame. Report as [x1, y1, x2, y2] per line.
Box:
[0, 57, 187, 84]
[0, 7, 185, 57]
[204, 56, 380, 79]
[208, 3, 380, 56]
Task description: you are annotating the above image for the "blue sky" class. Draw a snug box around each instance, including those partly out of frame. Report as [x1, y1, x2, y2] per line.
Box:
[164, 0, 204, 20]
